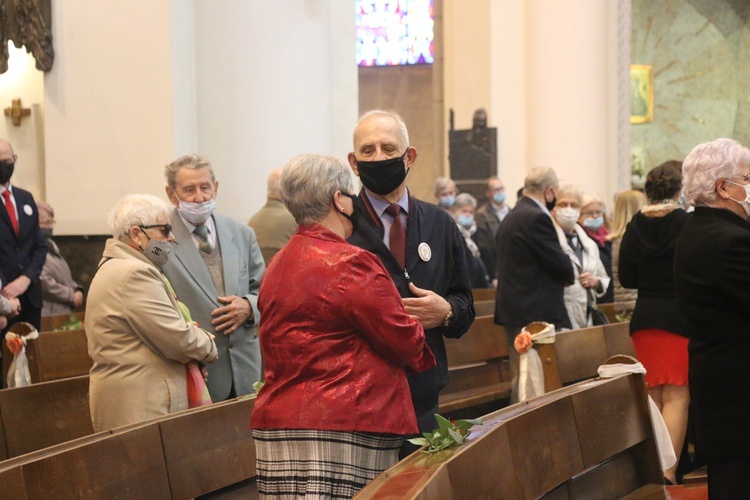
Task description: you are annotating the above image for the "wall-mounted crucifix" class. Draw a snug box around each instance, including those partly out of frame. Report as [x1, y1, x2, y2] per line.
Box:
[4, 98, 31, 126]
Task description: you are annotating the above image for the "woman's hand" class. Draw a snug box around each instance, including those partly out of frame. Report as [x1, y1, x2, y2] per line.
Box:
[514, 331, 533, 354]
[579, 272, 599, 289]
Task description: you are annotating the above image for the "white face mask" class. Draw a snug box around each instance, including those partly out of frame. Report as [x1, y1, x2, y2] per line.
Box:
[555, 207, 580, 231]
[178, 199, 216, 225]
[726, 181, 750, 217]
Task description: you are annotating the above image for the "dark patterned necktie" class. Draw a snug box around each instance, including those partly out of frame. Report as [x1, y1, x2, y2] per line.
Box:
[385, 204, 406, 268]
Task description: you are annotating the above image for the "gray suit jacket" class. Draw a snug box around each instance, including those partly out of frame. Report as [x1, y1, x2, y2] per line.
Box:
[161, 209, 265, 401]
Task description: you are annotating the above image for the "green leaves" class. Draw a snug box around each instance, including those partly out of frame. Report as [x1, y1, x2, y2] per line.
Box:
[252, 380, 265, 394]
[406, 414, 483, 454]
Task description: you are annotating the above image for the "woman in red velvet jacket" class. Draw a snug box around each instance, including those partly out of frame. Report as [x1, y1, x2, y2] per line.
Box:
[250, 153, 435, 499]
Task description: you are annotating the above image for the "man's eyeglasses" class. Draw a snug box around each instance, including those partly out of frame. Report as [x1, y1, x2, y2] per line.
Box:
[139, 224, 172, 237]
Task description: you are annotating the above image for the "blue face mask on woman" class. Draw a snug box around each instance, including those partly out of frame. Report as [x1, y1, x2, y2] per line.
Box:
[440, 195, 455, 208]
[582, 216, 604, 231]
[457, 214, 474, 229]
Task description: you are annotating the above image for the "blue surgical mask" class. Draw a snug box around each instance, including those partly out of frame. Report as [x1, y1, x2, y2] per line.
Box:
[582, 216, 604, 231]
[457, 214, 474, 228]
[493, 192, 506, 205]
[439, 195, 455, 208]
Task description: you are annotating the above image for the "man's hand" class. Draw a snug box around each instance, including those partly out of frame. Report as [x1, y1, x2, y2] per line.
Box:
[211, 295, 252, 335]
[403, 282, 452, 330]
[2, 276, 31, 299]
[72, 291, 84, 309]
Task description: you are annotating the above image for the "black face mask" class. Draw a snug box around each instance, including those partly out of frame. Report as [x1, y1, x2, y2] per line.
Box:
[40, 227, 53, 239]
[338, 192, 361, 232]
[545, 189, 557, 211]
[356, 150, 409, 196]
[0, 161, 14, 185]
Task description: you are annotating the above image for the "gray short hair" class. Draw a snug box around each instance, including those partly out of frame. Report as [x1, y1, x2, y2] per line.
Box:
[451, 193, 477, 212]
[557, 183, 583, 206]
[355, 110, 410, 147]
[524, 166, 558, 193]
[682, 138, 750, 205]
[107, 194, 172, 238]
[434, 177, 456, 195]
[280, 154, 354, 225]
[165, 154, 216, 189]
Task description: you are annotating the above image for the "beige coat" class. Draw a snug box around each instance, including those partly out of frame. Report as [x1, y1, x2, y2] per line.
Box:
[247, 198, 297, 265]
[85, 239, 217, 432]
[41, 239, 81, 317]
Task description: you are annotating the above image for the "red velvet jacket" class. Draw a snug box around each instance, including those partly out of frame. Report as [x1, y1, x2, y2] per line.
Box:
[250, 224, 436, 435]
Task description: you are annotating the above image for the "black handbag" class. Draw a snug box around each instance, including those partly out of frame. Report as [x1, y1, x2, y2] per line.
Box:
[589, 306, 609, 326]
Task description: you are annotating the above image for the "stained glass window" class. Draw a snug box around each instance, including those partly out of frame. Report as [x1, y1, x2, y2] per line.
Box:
[356, 0, 434, 66]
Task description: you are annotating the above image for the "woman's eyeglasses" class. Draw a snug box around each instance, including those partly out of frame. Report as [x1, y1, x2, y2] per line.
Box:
[139, 224, 172, 237]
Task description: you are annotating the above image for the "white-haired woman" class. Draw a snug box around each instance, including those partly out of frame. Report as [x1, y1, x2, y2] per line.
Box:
[579, 192, 614, 303]
[85, 194, 217, 432]
[551, 184, 610, 329]
[450, 193, 490, 288]
[674, 138, 750, 497]
[250, 154, 435, 498]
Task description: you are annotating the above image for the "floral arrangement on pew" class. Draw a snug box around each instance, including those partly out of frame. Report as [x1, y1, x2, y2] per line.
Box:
[408, 414, 482, 453]
[54, 314, 84, 331]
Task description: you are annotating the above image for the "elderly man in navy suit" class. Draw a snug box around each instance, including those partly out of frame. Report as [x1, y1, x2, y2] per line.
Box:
[0, 139, 47, 333]
[494, 166, 574, 402]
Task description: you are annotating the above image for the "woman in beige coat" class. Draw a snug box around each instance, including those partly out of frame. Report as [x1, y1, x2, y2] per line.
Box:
[85, 194, 217, 432]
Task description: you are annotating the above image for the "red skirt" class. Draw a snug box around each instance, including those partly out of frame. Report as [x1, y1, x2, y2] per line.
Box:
[632, 328, 689, 388]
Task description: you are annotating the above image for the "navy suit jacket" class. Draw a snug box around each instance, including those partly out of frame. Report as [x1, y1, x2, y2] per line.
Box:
[494, 196, 574, 329]
[0, 185, 47, 310]
[347, 190, 475, 413]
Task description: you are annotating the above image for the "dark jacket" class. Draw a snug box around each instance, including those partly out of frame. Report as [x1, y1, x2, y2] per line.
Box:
[0, 186, 47, 329]
[474, 202, 503, 278]
[348, 190, 475, 414]
[619, 207, 689, 336]
[494, 196, 574, 329]
[675, 206, 750, 459]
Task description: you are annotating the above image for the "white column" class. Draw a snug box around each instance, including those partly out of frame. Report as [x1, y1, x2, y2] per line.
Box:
[193, 1, 357, 223]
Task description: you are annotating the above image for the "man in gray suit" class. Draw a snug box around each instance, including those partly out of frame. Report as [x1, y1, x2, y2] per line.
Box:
[161, 154, 264, 401]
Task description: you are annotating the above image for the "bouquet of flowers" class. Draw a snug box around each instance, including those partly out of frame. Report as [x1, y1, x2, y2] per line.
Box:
[408, 414, 482, 453]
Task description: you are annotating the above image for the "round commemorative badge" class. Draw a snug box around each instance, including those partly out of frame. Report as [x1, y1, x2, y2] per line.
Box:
[418, 242, 432, 262]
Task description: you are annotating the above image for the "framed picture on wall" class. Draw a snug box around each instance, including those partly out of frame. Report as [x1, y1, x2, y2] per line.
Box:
[630, 64, 653, 124]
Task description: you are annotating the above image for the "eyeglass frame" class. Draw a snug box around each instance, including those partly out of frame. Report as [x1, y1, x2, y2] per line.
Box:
[139, 224, 172, 238]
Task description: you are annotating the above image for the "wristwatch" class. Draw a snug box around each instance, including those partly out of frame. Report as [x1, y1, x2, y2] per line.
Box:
[441, 307, 454, 327]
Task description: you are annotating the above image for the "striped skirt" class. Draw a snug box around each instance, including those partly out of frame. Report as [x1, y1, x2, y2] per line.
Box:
[252, 429, 403, 499]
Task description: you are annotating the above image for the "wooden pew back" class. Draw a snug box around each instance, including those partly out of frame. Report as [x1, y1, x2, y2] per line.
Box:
[0, 395, 257, 499]
[356, 373, 663, 499]
[3, 323, 92, 384]
[439, 315, 511, 416]
[471, 288, 496, 302]
[543, 322, 636, 390]
[39, 311, 86, 333]
[0, 375, 93, 459]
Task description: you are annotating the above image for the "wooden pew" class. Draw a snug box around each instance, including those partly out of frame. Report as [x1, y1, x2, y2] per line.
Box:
[597, 302, 619, 323]
[439, 315, 511, 417]
[536, 322, 636, 392]
[39, 311, 85, 333]
[472, 288, 495, 302]
[3, 322, 92, 384]
[0, 375, 93, 460]
[0, 395, 258, 499]
[356, 373, 667, 499]
[473, 299, 494, 316]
